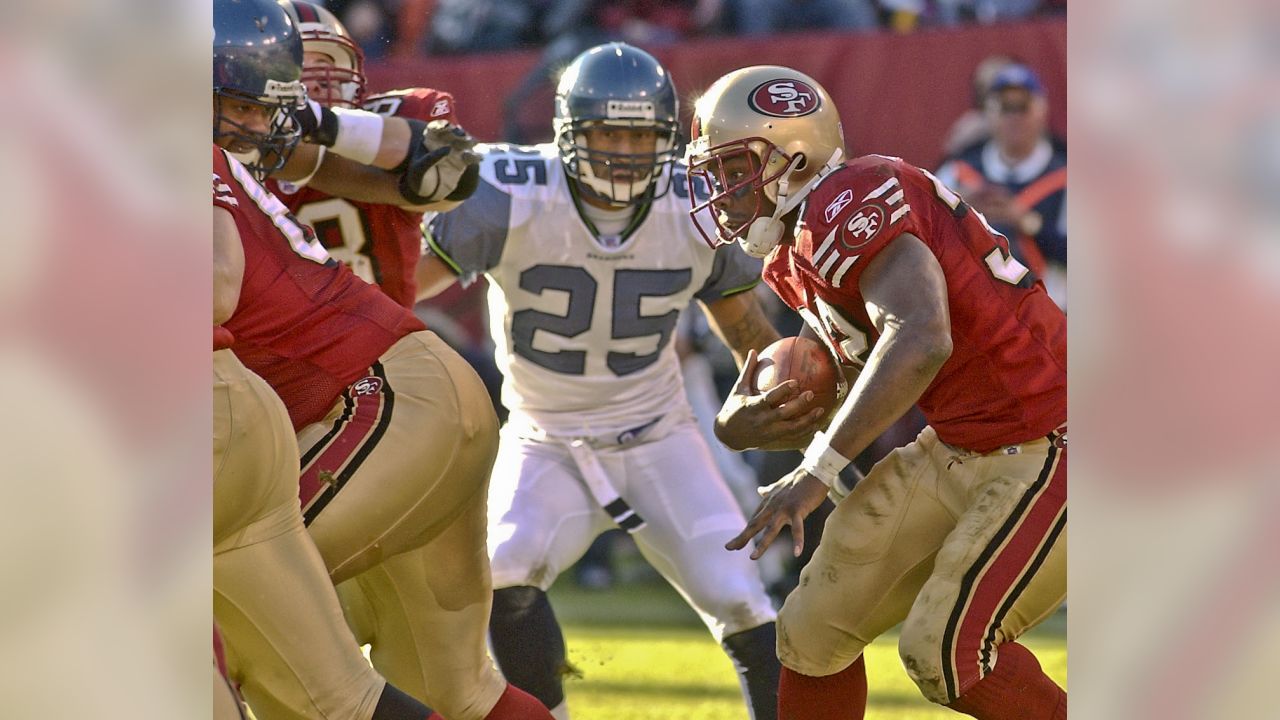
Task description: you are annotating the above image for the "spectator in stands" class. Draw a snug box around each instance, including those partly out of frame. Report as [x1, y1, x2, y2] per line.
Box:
[728, 0, 878, 35]
[937, 63, 1068, 307]
[941, 53, 1018, 157]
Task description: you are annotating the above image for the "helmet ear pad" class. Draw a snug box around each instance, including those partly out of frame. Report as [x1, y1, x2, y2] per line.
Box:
[741, 214, 785, 258]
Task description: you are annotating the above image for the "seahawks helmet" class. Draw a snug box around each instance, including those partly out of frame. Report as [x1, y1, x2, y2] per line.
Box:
[213, 0, 307, 179]
[554, 43, 680, 207]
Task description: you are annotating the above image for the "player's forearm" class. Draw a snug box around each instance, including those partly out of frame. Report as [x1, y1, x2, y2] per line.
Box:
[703, 292, 781, 368]
[371, 116, 412, 170]
[823, 325, 950, 460]
[414, 255, 460, 301]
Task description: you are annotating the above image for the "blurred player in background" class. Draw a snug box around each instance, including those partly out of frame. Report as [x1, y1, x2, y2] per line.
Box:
[937, 64, 1067, 308]
[212, 1, 551, 718]
[417, 43, 788, 720]
[688, 66, 1066, 719]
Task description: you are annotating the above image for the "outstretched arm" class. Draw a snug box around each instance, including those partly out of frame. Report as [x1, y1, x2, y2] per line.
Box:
[415, 254, 460, 302]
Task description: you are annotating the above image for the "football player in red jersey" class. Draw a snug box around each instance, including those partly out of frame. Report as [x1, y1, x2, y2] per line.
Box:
[686, 67, 1067, 720]
[216, 163, 439, 720]
[271, 0, 470, 307]
[212, 2, 553, 719]
[217, 0, 478, 214]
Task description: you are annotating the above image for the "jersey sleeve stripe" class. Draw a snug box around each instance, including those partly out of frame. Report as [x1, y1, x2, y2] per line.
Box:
[890, 204, 912, 224]
[862, 176, 900, 201]
[423, 225, 464, 276]
[812, 226, 839, 266]
[886, 188, 906, 206]
[830, 255, 857, 288]
[818, 248, 841, 278]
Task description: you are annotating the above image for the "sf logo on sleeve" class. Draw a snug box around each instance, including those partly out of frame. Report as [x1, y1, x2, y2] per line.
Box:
[840, 205, 885, 249]
[748, 79, 821, 117]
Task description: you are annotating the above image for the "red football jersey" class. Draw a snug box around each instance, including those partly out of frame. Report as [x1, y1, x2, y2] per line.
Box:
[764, 154, 1066, 452]
[213, 145, 425, 429]
[269, 88, 457, 308]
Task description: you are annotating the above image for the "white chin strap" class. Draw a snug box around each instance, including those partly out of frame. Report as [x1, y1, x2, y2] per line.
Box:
[738, 148, 845, 258]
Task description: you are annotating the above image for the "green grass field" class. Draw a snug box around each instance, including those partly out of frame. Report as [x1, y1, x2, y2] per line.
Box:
[550, 575, 1066, 720]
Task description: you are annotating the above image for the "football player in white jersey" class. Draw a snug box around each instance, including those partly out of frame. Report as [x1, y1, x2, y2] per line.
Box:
[416, 43, 822, 720]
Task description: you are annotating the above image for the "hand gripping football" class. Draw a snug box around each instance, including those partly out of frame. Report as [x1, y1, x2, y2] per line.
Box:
[752, 336, 840, 413]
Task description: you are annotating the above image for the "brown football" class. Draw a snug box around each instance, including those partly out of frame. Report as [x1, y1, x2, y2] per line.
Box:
[753, 336, 840, 412]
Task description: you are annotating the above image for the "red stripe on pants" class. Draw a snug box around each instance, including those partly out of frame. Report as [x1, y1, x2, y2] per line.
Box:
[298, 390, 384, 507]
[951, 450, 1066, 696]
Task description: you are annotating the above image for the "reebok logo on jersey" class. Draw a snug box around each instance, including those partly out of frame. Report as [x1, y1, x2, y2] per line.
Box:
[824, 189, 853, 223]
[430, 99, 451, 117]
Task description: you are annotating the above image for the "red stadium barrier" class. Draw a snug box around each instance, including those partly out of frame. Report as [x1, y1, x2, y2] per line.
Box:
[366, 17, 1065, 168]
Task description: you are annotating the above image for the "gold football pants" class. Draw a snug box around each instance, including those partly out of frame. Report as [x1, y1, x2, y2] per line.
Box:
[777, 425, 1066, 704]
[213, 349, 385, 720]
[297, 330, 506, 719]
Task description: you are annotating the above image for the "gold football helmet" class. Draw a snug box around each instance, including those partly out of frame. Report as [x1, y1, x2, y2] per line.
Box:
[280, 0, 366, 108]
[686, 66, 846, 256]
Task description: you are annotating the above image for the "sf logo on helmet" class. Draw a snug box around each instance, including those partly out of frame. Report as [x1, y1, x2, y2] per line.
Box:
[748, 79, 821, 118]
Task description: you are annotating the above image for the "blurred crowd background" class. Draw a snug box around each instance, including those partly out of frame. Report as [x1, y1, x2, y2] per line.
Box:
[323, 0, 1066, 61]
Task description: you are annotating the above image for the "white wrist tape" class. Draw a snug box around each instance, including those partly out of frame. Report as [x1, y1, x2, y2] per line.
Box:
[329, 108, 384, 165]
[801, 431, 852, 489]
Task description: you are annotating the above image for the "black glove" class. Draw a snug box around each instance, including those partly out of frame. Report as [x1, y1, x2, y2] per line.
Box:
[397, 120, 481, 205]
[445, 162, 481, 201]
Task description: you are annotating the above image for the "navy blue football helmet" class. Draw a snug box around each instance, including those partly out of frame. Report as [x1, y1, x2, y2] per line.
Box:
[554, 43, 680, 207]
[213, 0, 307, 178]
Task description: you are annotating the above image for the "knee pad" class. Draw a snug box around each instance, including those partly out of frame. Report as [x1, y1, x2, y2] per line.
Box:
[489, 587, 568, 710]
[695, 583, 777, 639]
[897, 625, 949, 704]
